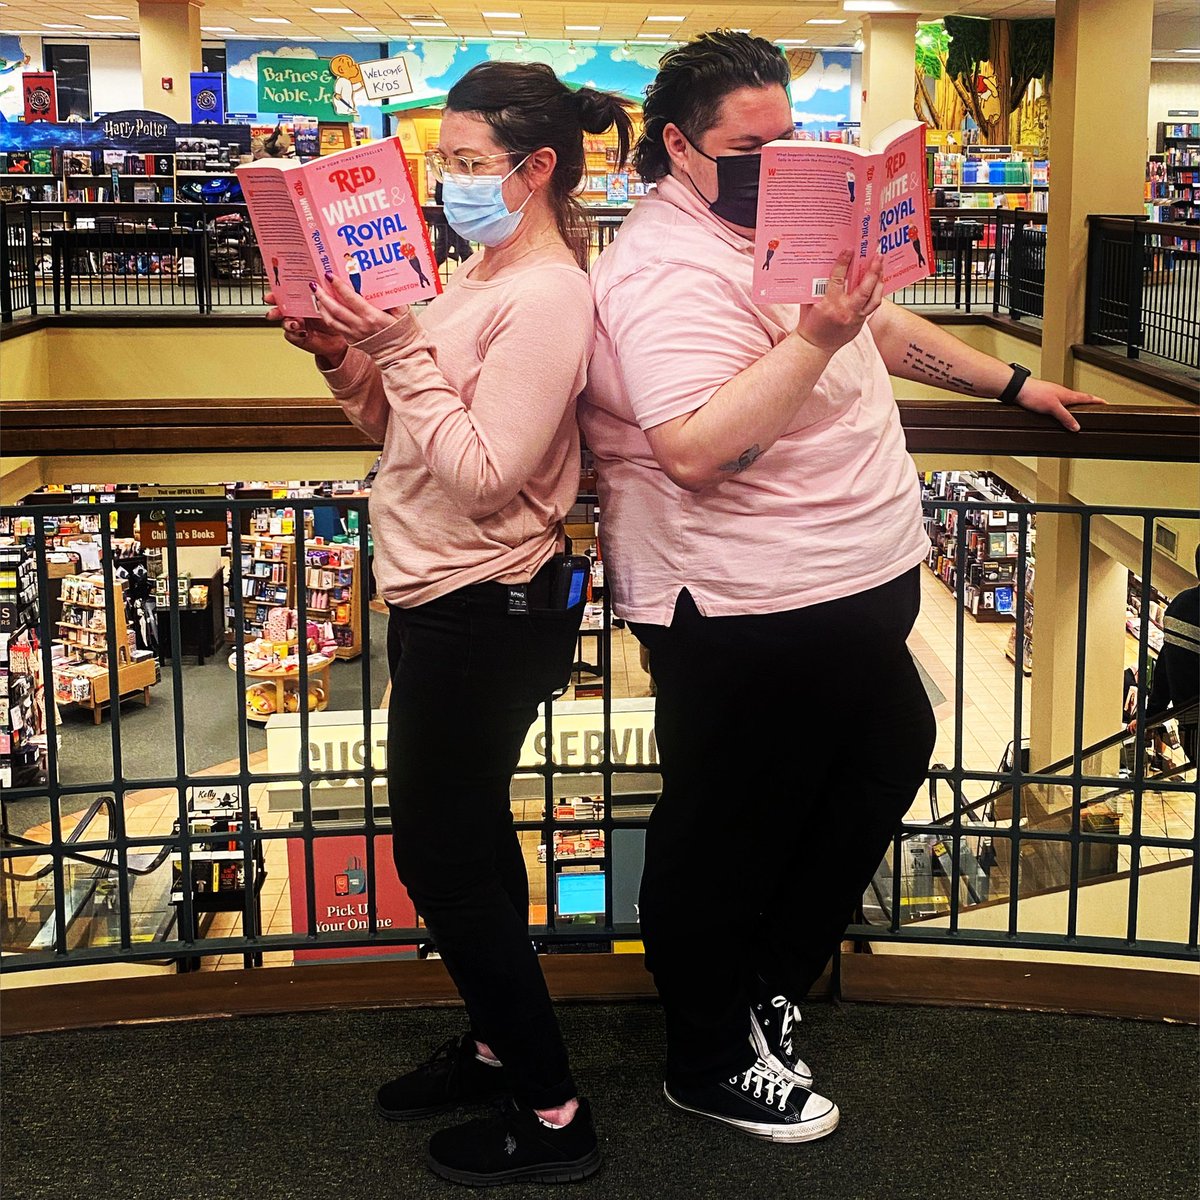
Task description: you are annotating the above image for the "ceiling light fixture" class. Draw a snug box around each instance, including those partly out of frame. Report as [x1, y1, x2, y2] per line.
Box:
[43, 22, 84, 27]
[311, 6, 353, 11]
[249, 16, 292, 23]
[409, 19, 446, 26]
[777, 39, 809, 45]
[406, 38, 416, 50]
[621, 42, 630, 57]
[342, 26, 378, 32]
[490, 29, 526, 36]
[87, 14, 131, 19]
[806, 18, 846, 24]
[645, 14, 685, 21]
[637, 34, 666, 40]
[843, 1, 901, 11]
[201, 26, 235, 32]
[567, 40, 577, 54]
[459, 36, 468, 48]
[566, 26, 600, 31]
[482, 10, 521, 16]
[854, 36, 865, 50]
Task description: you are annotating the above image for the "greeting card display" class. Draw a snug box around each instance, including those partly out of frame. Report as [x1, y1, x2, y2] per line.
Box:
[237, 137, 439, 321]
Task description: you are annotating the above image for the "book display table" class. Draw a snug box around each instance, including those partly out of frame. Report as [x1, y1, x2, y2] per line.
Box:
[228, 650, 332, 723]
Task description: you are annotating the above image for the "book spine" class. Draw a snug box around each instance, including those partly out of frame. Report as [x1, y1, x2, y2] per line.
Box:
[291, 173, 334, 280]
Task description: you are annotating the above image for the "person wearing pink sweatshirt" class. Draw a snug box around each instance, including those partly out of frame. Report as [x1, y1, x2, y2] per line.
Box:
[266, 62, 631, 1187]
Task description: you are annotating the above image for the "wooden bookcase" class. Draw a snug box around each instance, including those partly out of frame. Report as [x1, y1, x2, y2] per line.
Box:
[236, 535, 361, 659]
[54, 573, 158, 724]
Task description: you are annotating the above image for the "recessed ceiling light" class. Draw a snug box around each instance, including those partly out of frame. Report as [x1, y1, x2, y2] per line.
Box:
[777, 39, 809, 45]
[637, 34, 667, 40]
[87, 14, 131, 19]
[409, 19, 446, 26]
[645, 14, 685, 20]
[482, 11, 521, 17]
[566, 25, 600, 31]
[342, 25, 378, 31]
[43, 22, 84, 27]
[249, 16, 292, 23]
[311, 6, 353, 11]
[1176, 47, 1200, 53]
[491, 30, 526, 37]
[202, 26, 235, 32]
[843, 1, 900, 11]
[806, 18, 846, 24]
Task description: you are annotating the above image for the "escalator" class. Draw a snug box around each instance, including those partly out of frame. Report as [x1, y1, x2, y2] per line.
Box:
[865, 703, 1197, 929]
[1, 797, 177, 957]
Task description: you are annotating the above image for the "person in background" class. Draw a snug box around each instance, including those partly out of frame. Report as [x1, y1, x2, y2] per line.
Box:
[582, 29, 1101, 1146]
[266, 62, 631, 1187]
[1133, 547, 1199, 766]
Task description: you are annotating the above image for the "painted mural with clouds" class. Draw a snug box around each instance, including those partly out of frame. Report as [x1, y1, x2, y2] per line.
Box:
[225, 41, 388, 136]
[786, 51, 856, 132]
[0, 36, 39, 123]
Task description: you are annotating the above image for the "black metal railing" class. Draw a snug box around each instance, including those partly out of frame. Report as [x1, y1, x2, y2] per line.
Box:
[1, 494, 1196, 973]
[1085, 216, 1200, 374]
[1, 200, 1051, 325]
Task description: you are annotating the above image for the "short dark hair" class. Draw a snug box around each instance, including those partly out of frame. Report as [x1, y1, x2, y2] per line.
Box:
[633, 30, 791, 183]
[446, 62, 633, 267]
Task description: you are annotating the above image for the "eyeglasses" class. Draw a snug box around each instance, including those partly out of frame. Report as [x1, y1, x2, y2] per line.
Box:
[424, 149, 519, 184]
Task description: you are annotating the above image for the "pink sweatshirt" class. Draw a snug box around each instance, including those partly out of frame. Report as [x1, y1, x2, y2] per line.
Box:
[321, 254, 592, 607]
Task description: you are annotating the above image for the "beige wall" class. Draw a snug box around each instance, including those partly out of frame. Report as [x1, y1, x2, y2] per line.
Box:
[1147, 61, 1200, 153]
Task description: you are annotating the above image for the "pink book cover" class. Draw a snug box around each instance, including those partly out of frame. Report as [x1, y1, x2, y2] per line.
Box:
[238, 138, 440, 322]
[752, 120, 933, 304]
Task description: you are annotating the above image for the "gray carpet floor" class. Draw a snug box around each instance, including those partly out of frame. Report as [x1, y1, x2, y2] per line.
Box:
[2, 999, 1197, 1200]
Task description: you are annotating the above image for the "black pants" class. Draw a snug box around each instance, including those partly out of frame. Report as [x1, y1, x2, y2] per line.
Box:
[386, 572, 584, 1109]
[630, 567, 935, 1088]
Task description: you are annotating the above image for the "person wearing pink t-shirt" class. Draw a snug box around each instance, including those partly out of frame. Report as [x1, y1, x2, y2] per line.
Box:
[581, 31, 1102, 1146]
[266, 63, 632, 1187]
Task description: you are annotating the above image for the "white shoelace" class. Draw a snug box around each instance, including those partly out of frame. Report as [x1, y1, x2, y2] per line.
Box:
[770, 994, 800, 1059]
[733, 1059, 796, 1112]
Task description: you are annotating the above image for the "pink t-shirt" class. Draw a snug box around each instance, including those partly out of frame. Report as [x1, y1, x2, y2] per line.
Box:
[321, 253, 591, 607]
[580, 175, 929, 625]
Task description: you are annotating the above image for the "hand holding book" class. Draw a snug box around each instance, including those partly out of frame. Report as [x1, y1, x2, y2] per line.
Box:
[309, 274, 410, 345]
[794, 250, 884, 353]
[265, 288, 349, 367]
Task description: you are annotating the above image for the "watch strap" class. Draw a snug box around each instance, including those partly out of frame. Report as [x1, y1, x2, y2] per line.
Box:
[997, 362, 1031, 406]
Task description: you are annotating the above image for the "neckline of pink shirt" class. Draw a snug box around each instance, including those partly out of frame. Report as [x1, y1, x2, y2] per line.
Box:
[653, 173, 756, 256]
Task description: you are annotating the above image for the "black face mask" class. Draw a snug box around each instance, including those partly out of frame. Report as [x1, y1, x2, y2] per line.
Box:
[686, 141, 762, 228]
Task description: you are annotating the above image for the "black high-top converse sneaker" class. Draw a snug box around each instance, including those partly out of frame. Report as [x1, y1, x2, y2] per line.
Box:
[375, 1034, 509, 1122]
[749, 990, 815, 1088]
[665, 1056, 838, 1143]
[426, 1097, 602, 1186]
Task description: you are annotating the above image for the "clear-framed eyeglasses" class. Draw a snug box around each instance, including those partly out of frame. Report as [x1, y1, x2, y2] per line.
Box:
[424, 149, 520, 184]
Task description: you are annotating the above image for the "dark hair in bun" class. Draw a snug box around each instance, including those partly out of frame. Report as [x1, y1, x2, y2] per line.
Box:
[447, 62, 634, 267]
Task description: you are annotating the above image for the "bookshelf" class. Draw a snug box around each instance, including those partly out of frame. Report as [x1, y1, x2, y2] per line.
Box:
[1146, 123, 1200, 224]
[53, 573, 158, 724]
[236, 534, 362, 658]
[920, 471, 1031, 624]
[0, 546, 47, 788]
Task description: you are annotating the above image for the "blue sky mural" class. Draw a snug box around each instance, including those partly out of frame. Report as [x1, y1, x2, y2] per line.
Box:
[0, 35, 37, 124]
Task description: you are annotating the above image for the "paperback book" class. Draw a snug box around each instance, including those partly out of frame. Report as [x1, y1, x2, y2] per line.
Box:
[237, 138, 439, 321]
[753, 119, 933, 303]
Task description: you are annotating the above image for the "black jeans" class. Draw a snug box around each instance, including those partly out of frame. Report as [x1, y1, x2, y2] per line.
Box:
[386, 572, 584, 1109]
[630, 567, 935, 1088]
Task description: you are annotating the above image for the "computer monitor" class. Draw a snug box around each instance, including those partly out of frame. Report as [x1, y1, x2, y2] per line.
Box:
[556, 872, 605, 917]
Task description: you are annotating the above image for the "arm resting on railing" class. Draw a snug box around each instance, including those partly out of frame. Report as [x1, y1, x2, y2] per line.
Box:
[867, 299, 1103, 432]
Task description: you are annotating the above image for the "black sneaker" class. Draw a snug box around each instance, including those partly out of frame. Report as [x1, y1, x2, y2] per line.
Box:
[426, 1097, 602, 1186]
[375, 1034, 509, 1122]
[749, 991, 814, 1088]
[664, 1057, 839, 1143]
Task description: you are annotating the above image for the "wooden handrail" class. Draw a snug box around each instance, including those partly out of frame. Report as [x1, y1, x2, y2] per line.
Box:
[3, 396, 1196, 462]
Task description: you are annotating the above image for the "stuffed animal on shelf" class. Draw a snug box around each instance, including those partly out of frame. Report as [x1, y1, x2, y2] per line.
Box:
[245, 684, 277, 716]
[283, 683, 325, 713]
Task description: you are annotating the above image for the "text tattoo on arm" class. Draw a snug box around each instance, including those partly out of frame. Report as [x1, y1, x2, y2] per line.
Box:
[901, 341, 985, 395]
[719, 444, 764, 474]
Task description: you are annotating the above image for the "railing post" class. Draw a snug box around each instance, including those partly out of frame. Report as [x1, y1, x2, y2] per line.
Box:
[0, 202, 12, 324]
[1083, 215, 1101, 346]
[1127, 217, 1145, 360]
[25, 204, 37, 317]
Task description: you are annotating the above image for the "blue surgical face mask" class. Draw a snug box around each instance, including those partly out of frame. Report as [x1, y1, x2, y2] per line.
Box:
[441, 156, 532, 247]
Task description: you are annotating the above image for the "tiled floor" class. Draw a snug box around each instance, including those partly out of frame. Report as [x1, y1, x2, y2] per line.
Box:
[8, 569, 1193, 969]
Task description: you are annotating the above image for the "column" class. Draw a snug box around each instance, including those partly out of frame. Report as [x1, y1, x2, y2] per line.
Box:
[139, 0, 203, 123]
[859, 14, 917, 147]
[1039, 0, 1154, 386]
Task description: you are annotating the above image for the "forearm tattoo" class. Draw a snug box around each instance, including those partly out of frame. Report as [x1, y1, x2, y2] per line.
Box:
[719, 444, 764, 473]
[901, 341, 985, 395]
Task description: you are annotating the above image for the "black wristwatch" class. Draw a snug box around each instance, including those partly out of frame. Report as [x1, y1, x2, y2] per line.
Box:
[997, 362, 1032, 406]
